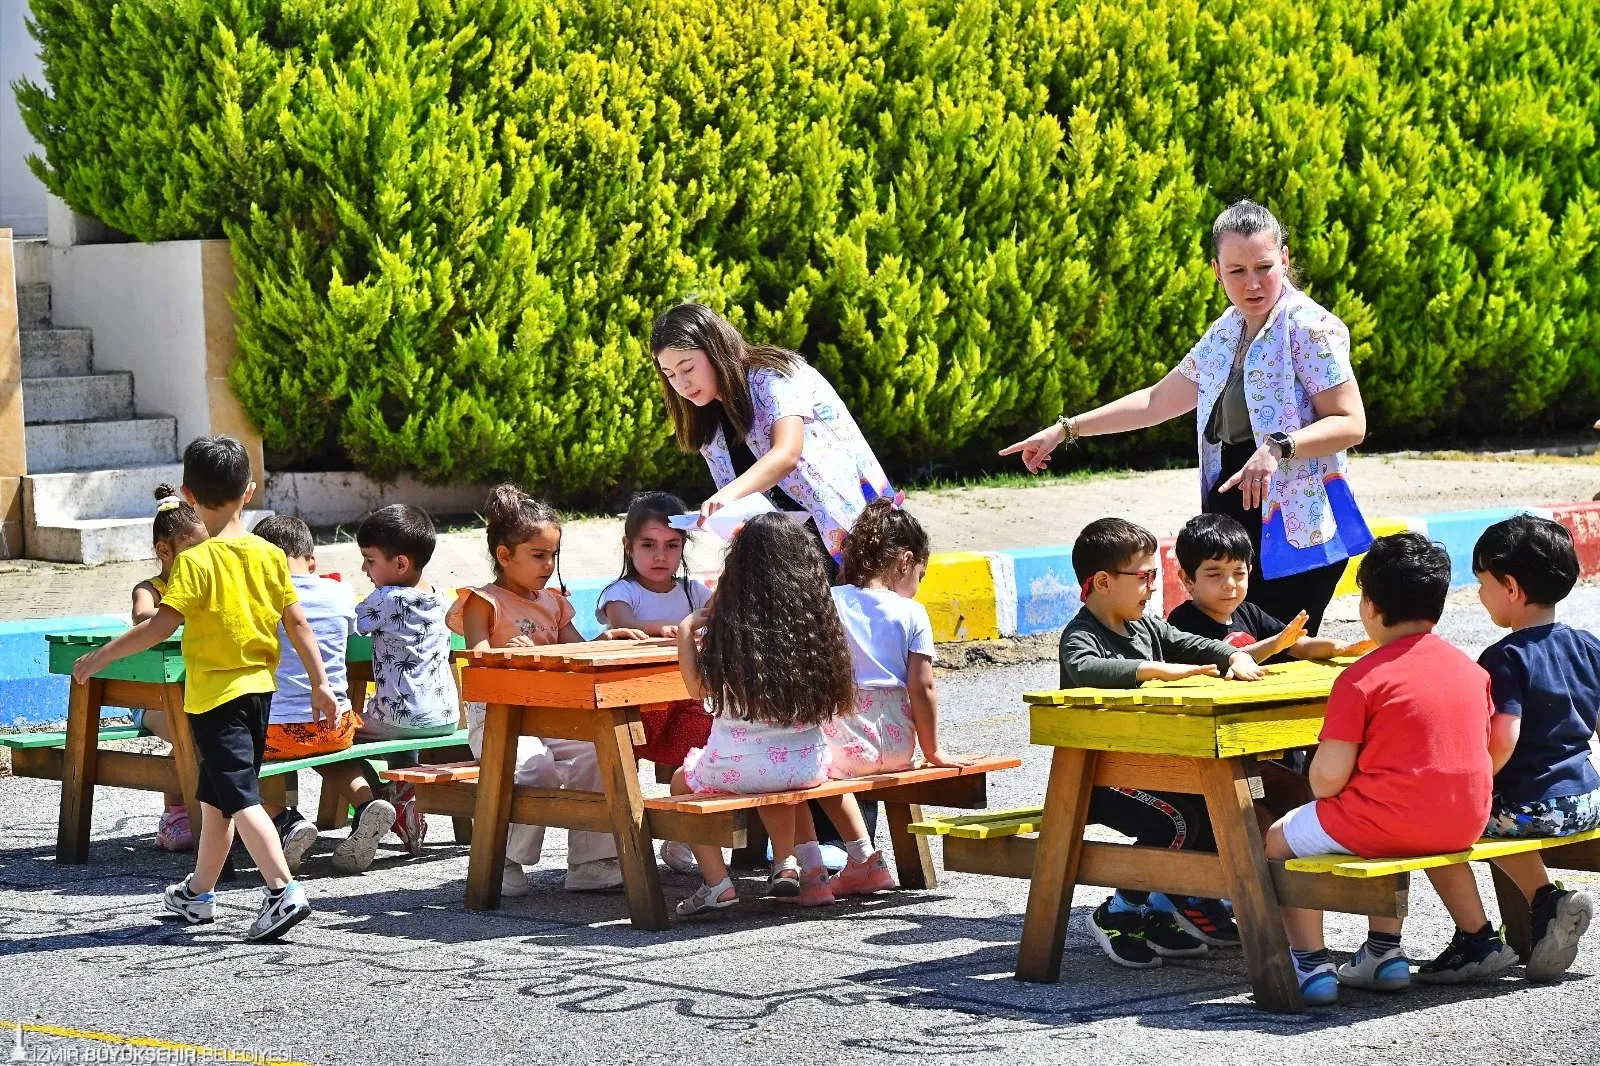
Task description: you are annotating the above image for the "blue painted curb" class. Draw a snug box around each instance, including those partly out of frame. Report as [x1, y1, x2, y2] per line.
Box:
[1, 615, 128, 728]
[1000, 546, 1081, 637]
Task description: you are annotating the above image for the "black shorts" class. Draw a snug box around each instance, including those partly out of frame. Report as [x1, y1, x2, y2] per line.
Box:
[189, 692, 271, 816]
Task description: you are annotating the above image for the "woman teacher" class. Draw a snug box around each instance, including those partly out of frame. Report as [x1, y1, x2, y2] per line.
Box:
[1004, 201, 1373, 633]
[652, 302, 895, 574]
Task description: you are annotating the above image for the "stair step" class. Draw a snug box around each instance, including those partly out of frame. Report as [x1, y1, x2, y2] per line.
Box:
[24, 418, 178, 474]
[22, 373, 134, 424]
[26, 511, 273, 565]
[23, 464, 185, 524]
[20, 329, 92, 377]
[17, 284, 50, 329]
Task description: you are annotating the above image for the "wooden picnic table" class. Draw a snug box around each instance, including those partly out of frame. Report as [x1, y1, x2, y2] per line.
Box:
[1008, 659, 1390, 1014]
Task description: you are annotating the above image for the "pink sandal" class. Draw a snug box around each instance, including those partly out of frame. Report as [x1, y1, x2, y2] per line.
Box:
[156, 806, 193, 852]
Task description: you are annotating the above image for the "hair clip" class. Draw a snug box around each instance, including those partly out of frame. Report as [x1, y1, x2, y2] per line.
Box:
[890, 490, 906, 511]
[155, 496, 183, 513]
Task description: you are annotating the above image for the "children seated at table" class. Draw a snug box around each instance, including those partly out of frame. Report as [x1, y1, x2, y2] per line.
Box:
[1059, 517, 1265, 967]
[132, 484, 209, 852]
[448, 485, 646, 897]
[1414, 517, 1597, 983]
[251, 516, 398, 877]
[355, 504, 460, 857]
[671, 513, 879, 916]
[596, 491, 714, 875]
[1166, 514, 1374, 662]
[1263, 533, 1510, 1005]
[74, 435, 335, 942]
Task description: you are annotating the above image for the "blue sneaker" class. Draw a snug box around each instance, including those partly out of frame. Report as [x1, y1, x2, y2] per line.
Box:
[1337, 943, 1411, 991]
[1296, 959, 1339, 1006]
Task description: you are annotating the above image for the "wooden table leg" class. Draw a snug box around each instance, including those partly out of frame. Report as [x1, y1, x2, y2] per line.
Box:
[1199, 757, 1302, 1013]
[161, 683, 204, 839]
[57, 677, 105, 864]
[593, 708, 669, 930]
[465, 702, 520, 910]
[1492, 863, 1533, 961]
[1016, 746, 1098, 983]
[316, 786, 350, 831]
[730, 815, 769, 870]
[884, 802, 936, 890]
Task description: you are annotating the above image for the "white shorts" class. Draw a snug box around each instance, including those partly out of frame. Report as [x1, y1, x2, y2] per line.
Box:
[1279, 800, 1354, 858]
[823, 687, 918, 779]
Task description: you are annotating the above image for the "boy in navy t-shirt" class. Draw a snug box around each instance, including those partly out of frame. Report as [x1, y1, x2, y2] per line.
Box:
[1443, 516, 1598, 982]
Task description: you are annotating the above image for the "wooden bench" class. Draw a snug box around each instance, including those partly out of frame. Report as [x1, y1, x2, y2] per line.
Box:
[386, 754, 1023, 893]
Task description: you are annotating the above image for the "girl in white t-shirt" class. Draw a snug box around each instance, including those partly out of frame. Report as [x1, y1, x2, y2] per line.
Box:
[828, 499, 967, 777]
[598, 492, 715, 875]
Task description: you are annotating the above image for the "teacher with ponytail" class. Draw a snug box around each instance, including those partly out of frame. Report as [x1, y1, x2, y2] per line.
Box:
[1004, 201, 1373, 633]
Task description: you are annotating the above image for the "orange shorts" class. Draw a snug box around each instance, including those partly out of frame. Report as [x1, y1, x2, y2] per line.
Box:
[264, 711, 361, 761]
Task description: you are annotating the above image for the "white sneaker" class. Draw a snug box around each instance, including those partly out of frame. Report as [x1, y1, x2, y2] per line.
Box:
[279, 817, 319, 876]
[565, 857, 625, 892]
[501, 861, 532, 898]
[331, 799, 396, 875]
[162, 875, 215, 924]
[244, 882, 310, 942]
[660, 841, 698, 875]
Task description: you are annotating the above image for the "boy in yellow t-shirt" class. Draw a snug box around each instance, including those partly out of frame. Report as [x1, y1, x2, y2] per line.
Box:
[74, 436, 337, 943]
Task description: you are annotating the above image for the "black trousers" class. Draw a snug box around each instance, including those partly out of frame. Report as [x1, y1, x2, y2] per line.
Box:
[1089, 785, 1216, 905]
[1206, 441, 1347, 635]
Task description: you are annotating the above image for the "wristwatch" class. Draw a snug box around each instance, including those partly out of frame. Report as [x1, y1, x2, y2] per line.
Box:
[1266, 431, 1297, 460]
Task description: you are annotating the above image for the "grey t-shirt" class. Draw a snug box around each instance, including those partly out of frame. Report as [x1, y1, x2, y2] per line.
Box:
[356, 585, 458, 730]
[1205, 363, 1255, 445]
[1058, 606, 1237, 689]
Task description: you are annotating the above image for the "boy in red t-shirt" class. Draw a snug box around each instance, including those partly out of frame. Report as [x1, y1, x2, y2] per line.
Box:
[1264, 533, 1513, 1005]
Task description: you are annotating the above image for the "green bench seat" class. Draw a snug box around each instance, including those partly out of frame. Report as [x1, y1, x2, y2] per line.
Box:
[0, 726, 150, 749]
[0, 725, 469, 773]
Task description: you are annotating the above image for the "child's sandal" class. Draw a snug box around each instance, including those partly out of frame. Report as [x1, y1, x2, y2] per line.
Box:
[767, 866, 802, 899]
[675, 877, 737, 917]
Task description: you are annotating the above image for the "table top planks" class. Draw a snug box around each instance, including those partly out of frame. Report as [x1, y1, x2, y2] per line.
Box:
[1024, 658, 1352, 714]
[465, 638, 681, 671]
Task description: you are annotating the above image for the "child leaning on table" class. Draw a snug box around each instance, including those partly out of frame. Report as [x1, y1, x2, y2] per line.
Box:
[1263, 533, 1511, 1006]
[251, 515, 400, 878]
[448, 485, 646, 898]
[671, 512, 878, 917]
[1416, 517, 1598, 983]
[73, 435, 335, 943]
[354, 504, 460, 859]
[1059, 517, 1265, 969]
[131, 484, 209, 852]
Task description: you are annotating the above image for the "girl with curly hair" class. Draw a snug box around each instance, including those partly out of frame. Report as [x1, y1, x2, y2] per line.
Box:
[670, 513, 875, 916]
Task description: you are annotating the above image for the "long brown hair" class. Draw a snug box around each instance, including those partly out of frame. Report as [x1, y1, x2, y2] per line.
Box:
[699, 513, 855, 727]
[651, 303, 800, 451]
[840, 499, 930, 587]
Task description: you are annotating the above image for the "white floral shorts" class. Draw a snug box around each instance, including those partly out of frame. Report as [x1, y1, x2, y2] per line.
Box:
[823, 687, 917, 779]
[682, 718, 829, 795]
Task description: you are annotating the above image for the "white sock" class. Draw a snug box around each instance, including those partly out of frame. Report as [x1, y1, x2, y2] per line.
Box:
[776, 855, 801, 874]
[793, 841, 824, 872]
[843, 838, 874, 864]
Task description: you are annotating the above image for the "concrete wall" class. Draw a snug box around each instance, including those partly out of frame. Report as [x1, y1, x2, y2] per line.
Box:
[46, 217, 264, 485]
[265, 472, 491, 528]
[0, 231, 24, 556]
[0, 3, 47, 236]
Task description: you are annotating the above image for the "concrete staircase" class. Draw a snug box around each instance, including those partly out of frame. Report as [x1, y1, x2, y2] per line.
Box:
[18, 282, 267, 563]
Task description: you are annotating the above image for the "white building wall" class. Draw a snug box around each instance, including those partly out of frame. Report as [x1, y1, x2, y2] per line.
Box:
[1, 2, 48, 236]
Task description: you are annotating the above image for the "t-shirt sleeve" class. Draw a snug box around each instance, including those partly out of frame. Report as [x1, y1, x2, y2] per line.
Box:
[1176, 322, 1221, 384]
[1058, 627, 1140, 688]
[1153, 617, 1236, 670]
[356, 588, 389, 635]
[1289, 303, 1354, 397]
[753, 365, 813, 421]
[269, 550, 297, 615]
[159, 552, 206, 620]
[594, 580, 636, 625]
[1479, 644, 1526, 718]
[1320, 672, 1369, 743]
[689, 579, 714, 612]
[554, 591, 577, 631]
[906, 600, 936, 661]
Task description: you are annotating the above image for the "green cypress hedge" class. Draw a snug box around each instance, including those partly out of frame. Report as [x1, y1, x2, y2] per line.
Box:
[18, 0, 1600, 499]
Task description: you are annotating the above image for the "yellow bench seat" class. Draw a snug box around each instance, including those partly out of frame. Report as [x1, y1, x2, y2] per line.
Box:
[1284, 826, 1600, 877]
[909, 807, 1046, 839]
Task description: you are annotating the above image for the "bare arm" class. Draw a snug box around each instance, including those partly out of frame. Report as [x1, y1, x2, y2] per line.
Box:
[282, 602, 338, 723]
[1488, 712, 1521, 774]
[702, 415, 805, 516]
[561, 620, 648, 642]
[1308, 738, 1359, 799]
[1290, 635, 1377, 661]
[1001, 367, 1199, 473]
[461, 595, 495, 653]
[131, 584, 161, 624]
[1292, 379, 1367, 460]
[906, 653, 968, 767]
[71, 606, 183, 684]
[602, 601, 676, 638]
[677, 610, 708, 700]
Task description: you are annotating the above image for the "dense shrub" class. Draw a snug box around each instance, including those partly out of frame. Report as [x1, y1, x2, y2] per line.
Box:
[18, 0, 1600, 500]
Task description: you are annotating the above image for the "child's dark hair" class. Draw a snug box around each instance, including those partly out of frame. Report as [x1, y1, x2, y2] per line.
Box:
[483, 484, 563, 587]
[1072, 518, 1159, 586]
[357, 504, 437, 569]
[1472, 515, 1578, 607]
[1175, 513, 1253, 577]
[840, 499, 930, 586]
[151, 484, 204, 546]
[619, 491, 692, 586]
[1357, 532, 1451, 626]
[182, 435, 252, 508]
[699, 513, 854, 727]
[254, 515, 316, 560]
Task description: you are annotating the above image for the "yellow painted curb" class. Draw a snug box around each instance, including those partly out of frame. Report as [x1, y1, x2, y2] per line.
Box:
[1333, 517, 1424, 598]
[916, 552, 1000, 642]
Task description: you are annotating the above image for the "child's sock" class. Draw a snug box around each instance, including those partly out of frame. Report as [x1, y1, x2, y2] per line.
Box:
[1109, 890, 1149, 914]
[1290, 947, 1331, 976]
[793, 841, 824, 872]
[776, 855, 801, 875]
[842, 838, 874, 864]
[266, 880, 299, 899]
[1364, 930, 1403, 955]
[1465, 922, 1500, 943]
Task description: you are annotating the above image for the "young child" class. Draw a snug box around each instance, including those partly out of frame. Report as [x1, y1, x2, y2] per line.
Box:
[671, 512, 877, 915]
[132, 484, 209, 851]
[1417, 517, 1597, 982]
[73, 436, 334, 942]
[1264, 533, 1510, 1005]
[251, 516, 398, 876]
[596, 491, 714, 875]
[1166, 514, 1374, 662]
[449, 485, 646, 896]
[1059, 517, 1265, 967]
[354, 503, 461, 857]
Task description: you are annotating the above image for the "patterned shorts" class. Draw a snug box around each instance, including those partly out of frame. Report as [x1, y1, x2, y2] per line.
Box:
[1484, 787, 1600, 839]
[264, 711, 361, 761]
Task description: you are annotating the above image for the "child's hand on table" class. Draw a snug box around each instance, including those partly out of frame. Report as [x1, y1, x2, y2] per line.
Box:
[1142, 662, 1220, 682]
[599, 628, 650, 641]
[1335, 638, 1377, 657]
[921, 749, 975, 769]
[1225, 652, 1265, 681]
[505, 634, 540, 648]
[71, 650, 107, 686]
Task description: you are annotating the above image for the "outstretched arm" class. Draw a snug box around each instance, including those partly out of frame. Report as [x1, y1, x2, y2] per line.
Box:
[1001, 367, 1199, 473]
